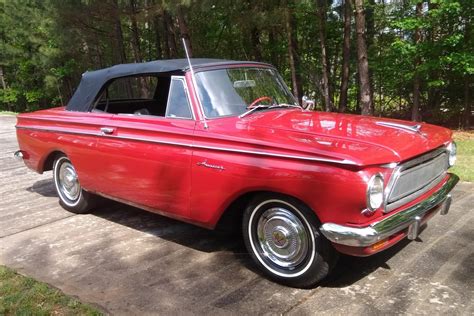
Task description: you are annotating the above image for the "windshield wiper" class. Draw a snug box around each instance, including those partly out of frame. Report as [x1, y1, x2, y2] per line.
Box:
[269, 103, 303, 110]
[238, 104, 271, 118]
[238, 103, 303, 119]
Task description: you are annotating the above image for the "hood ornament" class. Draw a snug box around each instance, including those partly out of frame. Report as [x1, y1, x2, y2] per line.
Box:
[376, 121, 425, 137]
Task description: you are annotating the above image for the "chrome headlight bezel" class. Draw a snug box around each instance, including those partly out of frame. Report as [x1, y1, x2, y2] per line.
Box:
[446, 141, 457, 167]
[366, 173, 385, 211]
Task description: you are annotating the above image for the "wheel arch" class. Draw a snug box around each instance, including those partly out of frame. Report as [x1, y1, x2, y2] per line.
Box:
[214, 190, 321, 232]
[41, 150, 66, 173]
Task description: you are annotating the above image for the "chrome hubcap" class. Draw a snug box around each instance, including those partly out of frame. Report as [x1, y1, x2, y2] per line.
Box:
[58, 162, 80, 201]
[257, 207, 308, 269]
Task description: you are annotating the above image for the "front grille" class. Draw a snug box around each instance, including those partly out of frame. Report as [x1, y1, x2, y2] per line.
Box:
[385, 150, 448, 212]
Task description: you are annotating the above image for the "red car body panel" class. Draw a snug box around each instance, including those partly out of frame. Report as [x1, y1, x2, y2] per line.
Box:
[15, 62, 456, 257]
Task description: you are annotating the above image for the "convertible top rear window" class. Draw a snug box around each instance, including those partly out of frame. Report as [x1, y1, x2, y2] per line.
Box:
[103, 76, 158, 100]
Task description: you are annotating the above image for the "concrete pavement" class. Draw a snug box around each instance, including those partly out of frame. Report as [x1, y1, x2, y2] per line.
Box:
[1, 114, 473, 315]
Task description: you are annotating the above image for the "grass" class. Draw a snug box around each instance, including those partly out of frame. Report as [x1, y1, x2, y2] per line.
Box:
[452, 130, 474, 182]
[0, 111, 17, 115]
[0, 266, 102, 316]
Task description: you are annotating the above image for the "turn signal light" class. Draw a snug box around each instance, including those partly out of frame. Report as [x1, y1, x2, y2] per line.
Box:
[371, 239, 388, 251]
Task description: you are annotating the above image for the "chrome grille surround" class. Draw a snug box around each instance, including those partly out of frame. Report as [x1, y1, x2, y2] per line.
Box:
[384, 147, 449, 213]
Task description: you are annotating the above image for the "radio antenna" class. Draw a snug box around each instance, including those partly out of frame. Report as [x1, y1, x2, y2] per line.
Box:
[182, 38, 208, 129]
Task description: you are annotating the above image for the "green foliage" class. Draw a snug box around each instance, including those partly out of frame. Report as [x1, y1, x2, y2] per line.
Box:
[0, 0, 63, 111]
[0, 88, 19, 104]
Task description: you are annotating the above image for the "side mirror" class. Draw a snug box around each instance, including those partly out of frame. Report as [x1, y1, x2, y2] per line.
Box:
[301, 95, 315, 110]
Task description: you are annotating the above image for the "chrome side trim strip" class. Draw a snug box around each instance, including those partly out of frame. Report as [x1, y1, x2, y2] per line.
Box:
[15, 125, 357, 165]
[320, 173, 459, 247]
[16, 126, 100, 137]
[193, 143, 356, 165]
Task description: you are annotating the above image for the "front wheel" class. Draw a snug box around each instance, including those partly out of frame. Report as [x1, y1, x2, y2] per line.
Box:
[242, 194, 337, 288]
[53, 155, 96, 214]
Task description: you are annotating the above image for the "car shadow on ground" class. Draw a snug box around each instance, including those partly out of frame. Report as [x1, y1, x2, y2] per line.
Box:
[28, 178, 418, 289]
[322, 240, 410, 287]
[91, 200, 420, 289]
[26, 178, 57, 197]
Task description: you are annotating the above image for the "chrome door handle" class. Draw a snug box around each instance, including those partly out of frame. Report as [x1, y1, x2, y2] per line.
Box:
[100, 127, 115, 134]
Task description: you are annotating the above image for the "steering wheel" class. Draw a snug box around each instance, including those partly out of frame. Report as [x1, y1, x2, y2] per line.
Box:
[247, 96, 272, 109]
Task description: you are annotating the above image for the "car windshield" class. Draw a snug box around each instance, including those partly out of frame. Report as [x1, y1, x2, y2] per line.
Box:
[195, 67, 298, 118]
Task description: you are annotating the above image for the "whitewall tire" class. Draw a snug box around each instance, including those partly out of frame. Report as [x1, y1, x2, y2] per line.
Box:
[53, 155, 96, 214]
[242, 193, 337, 288]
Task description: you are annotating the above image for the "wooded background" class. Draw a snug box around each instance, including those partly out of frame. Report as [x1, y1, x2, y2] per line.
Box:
[0, 0, 472, 127]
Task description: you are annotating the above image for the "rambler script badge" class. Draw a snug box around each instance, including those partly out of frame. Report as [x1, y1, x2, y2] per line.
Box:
[197, 160, 225, 171]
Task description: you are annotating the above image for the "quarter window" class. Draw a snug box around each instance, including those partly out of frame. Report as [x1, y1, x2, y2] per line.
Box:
[165, 77, 193, 119]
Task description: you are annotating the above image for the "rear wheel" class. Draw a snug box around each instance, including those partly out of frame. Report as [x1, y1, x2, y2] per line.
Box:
[53, 155, 96, 214]
[242, 194, 337, 288]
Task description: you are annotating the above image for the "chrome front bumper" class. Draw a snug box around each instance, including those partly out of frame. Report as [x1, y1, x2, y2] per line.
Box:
[320, 174, 459, 247]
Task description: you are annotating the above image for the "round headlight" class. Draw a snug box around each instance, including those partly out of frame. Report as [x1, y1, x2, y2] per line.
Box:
[367, 174, 384, 211]
[447, 142, 457, 167]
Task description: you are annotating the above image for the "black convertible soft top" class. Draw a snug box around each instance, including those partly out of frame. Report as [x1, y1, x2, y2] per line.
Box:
[66, 59, 271, 112]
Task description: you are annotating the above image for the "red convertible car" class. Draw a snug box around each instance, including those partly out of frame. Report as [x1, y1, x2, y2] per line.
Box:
[15, 59, 458, 288]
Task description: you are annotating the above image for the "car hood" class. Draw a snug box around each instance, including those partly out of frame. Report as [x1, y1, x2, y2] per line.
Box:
[237, 110, 452, 166]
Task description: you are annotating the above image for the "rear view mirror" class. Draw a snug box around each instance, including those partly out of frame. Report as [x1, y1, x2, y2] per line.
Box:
[233, 80, 256, 88]
[302, 95, 315, 110]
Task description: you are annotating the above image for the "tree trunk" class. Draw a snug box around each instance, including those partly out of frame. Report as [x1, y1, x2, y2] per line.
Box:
[163, 10, 178, 58]
[153, 15, 163, 59]
[176, 5, 192, 57]
[129, 0, 142, 63]
[113, 0, 127, 64]
[412, 73, 421, 121]
[285, 1, 303, 103]
[365, 0, 375, 49]
[0, 66, 12, 111]
[129, 0, 148, 97]
[463, 76, 471, 128]
[462, 14, 471, 129]
[161, 9, 170, 59]
[339, 0, 352, 112]
[316, 0, 333, 112]
[366, 0, 375, 112]
[354, 0, 373, 115]
[112, 0, 132, 98]
[94, 31, 104, 68]
[65, 78, 74, 101]
[0, 66, 7, 90]
[411, 2, 422, 121]
[250, 27, 262, 60]
[269, 29, 279, 67]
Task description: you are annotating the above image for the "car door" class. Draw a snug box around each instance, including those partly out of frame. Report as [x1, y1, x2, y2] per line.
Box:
[94, 75, 196, 220]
